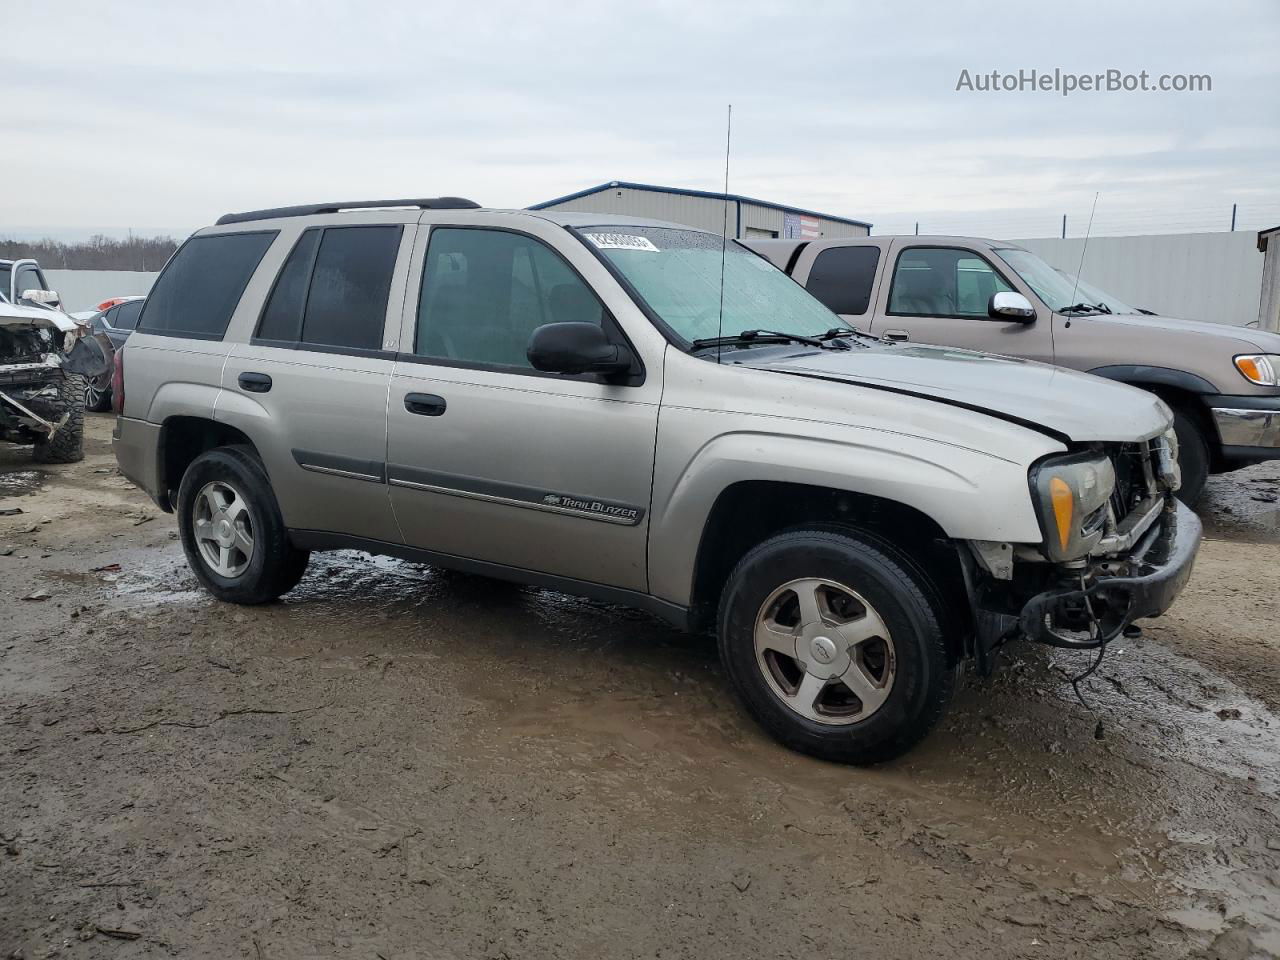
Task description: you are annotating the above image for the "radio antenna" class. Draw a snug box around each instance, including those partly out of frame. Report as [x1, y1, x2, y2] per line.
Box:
[1067, 192, 1099, 310]
[716, 104, 732, 365]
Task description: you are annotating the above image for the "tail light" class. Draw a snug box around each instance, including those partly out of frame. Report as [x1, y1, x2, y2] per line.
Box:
[111, 347, 125, 415]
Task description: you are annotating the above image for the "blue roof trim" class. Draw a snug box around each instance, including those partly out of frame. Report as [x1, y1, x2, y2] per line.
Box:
[528, 181, 872, 230]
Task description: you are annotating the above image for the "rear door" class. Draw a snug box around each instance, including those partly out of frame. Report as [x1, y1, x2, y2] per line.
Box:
[222, 219, 415, 544]
[870, 242, 1054, 361]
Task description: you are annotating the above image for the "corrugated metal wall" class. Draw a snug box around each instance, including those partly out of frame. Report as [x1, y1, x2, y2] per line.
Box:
[46, 269, 157, 313]
[537, 187, 869, 240]
[1011, 232, 1264, 327]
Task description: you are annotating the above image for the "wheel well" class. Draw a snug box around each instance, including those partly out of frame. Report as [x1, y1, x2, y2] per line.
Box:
[158, 417, 259, 509]
[1129, 382, 1221, 467]
[687, 481, 970, 647]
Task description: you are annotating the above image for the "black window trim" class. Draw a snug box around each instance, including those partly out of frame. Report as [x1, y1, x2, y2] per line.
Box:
[135, 229, 279, 339]
[249, 223, 404, 355]
[402, 223, 645, 387]
[884, 244, 1022, 321]
[805, 243, 883, 317]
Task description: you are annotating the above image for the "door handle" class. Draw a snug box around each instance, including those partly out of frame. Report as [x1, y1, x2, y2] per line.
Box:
[882, 329, 911, 342]
[404, 393, 447, 416]
[238, 372, 272, 393]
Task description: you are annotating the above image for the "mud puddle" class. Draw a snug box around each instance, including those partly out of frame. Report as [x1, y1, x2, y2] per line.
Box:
[0, 468, 44, 498]
[95, 544, 1280, 949]
[1198, 462, 1280, 543]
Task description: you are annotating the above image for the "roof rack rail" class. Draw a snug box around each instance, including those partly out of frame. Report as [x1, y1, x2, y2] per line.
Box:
[215, 197, 481, 226]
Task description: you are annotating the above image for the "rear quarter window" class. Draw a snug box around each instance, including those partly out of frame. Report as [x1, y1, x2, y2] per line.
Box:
[805, 246, 881, 316]
[137, 231, 276, 339]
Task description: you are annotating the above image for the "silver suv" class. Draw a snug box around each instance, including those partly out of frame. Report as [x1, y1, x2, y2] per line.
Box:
[112, 198, 1200, 763]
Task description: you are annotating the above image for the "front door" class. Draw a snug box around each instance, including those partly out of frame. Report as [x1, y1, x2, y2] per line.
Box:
[386, 223, 659, 592]
[870, 242, 1055, 363]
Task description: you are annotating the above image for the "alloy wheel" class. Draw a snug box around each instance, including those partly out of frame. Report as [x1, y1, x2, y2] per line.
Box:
[753, 577, 897, 725]
[192, 480, 255, 578]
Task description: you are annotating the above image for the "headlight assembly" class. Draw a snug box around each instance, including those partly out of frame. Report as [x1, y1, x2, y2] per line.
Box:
[1234, 354, 1280, 386]
[1031, 453, 1116, 561]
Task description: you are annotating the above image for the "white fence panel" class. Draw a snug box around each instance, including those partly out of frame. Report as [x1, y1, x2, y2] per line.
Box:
[1010, 232, 1263, 327]
[45, 270, 158, 313]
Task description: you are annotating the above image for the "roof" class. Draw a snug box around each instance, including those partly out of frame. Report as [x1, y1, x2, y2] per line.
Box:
[1258, 225, 1280, 253]
[528, 181, 872, 230]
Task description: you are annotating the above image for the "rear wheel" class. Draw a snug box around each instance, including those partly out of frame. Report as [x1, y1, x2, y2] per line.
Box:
[717, 526, 954, 764]
[84, 381, 112, 412]
[32, 372, 86, 463]
[177, 446, 310, 604]
[1171, 406, 1210, 506]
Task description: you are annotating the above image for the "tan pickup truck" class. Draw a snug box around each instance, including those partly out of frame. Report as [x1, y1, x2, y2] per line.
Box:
[745, 235, 1280, 504]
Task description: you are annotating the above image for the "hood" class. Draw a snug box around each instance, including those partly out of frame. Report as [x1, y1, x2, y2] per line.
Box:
[1081, 312, 1280, 353]
[747, 342, 1171, 443]
[0, 299, 82, 335]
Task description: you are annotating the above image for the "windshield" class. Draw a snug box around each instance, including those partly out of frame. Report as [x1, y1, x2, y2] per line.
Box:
[995, 248, 1135, 314]
[579, 226, 844, 344]
[0, 265, 10, 301]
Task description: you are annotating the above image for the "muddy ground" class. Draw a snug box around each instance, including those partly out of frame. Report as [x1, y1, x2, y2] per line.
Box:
[2, 415, 1279, 959]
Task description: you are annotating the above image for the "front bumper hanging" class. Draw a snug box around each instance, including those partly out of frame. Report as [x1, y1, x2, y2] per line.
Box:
[1018, 499, 1202, 649]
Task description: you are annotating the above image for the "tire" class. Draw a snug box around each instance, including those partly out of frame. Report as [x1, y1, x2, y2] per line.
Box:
[32, 372, 86, 463]
[1171, 406, 1209, 506]
[717, 526, 954, 765]
[176, 446, 310, 604]
[85, 381, 112, 412]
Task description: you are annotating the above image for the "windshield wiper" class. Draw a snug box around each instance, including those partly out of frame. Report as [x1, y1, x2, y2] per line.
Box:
[691, 329, 829, 352]
[1058, 302, 1109, 315]
[818, 326, 875, 347]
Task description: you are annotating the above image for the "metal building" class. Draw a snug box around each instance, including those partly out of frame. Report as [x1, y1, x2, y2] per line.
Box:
[528, 181, 871, 240]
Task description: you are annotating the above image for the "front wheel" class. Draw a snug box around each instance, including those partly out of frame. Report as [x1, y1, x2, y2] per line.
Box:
[1171, 406, 1210, 506]
[177, 446, 310, 604]
[717, 526, 954, 765]
[32, 372, 85, 463]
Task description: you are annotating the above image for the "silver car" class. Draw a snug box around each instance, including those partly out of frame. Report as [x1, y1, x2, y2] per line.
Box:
[112, 198, 1199, 763]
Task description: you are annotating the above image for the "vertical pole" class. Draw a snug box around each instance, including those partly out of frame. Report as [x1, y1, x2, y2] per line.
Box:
[1231, 203, 1237, 232]
[1061, 214, 1067, 238]
[914, 222, 919, 236]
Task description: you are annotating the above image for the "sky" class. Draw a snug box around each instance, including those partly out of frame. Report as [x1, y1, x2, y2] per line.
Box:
[3, 0, 1278, 242]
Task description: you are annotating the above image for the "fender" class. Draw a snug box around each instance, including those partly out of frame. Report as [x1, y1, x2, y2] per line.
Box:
[1087, 364, 1219, 395]
[647, 429, 1047, 607]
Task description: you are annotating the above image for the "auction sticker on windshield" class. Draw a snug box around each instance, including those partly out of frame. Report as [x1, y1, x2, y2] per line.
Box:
[585, 234, 660, 252]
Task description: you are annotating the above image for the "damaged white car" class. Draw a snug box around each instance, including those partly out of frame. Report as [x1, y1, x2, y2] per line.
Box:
[0, 295, 113, 463]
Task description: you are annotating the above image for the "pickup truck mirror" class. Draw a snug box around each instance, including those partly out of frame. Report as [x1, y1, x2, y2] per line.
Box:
[22, 288, 61, 307]
[988, 291, 1036, 322]
[527, 322, 634, 376]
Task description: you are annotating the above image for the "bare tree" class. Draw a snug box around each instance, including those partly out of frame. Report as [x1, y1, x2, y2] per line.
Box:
[0, 235, 179, 271]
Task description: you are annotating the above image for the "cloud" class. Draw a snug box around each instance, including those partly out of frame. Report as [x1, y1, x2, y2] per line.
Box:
[2, 0, 1277, 239]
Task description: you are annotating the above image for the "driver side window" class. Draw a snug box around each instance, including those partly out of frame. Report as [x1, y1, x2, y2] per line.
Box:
[888, 248, 1012, 318]
[414, 228, 605, 371]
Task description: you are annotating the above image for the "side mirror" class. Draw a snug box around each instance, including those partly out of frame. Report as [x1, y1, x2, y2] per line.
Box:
[527, 322, 633, 376]
[23, 288, 60, 307]
[988, 291, 1035, 322]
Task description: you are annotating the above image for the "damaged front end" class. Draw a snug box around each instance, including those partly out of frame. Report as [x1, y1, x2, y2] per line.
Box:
[0, 301, 113, 454]
[964, 430, 1201, 670]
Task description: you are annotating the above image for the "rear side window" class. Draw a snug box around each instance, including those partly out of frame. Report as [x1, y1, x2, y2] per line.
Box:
[805, 246, 881, 316]
[112, 300, 143, 330]
[138, 232, 276, 338]
[257, 229, 321, 342]
[255, 225, 400, 351]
